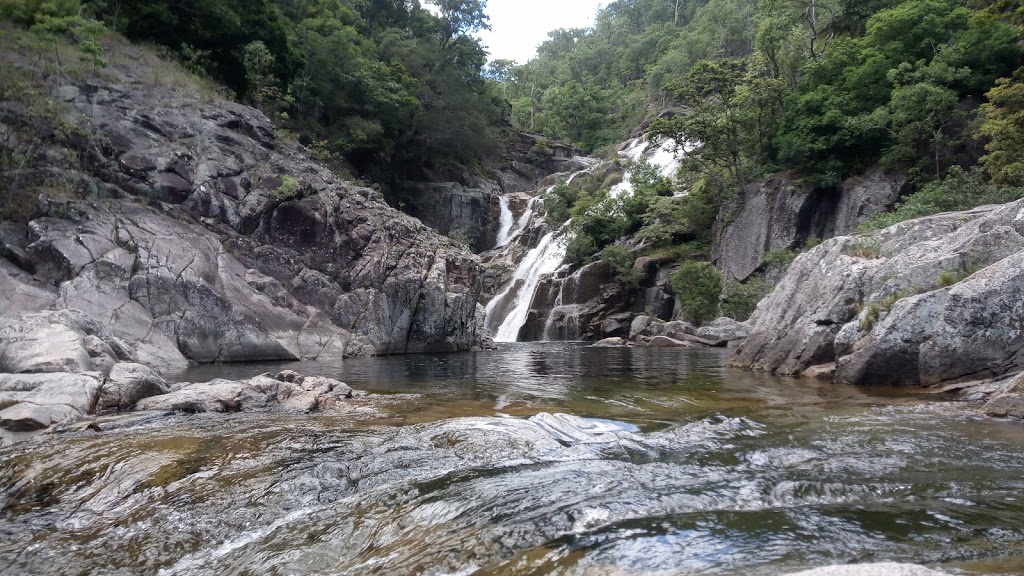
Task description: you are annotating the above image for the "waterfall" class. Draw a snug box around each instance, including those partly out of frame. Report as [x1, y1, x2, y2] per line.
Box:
[609, 137, 686, 199]
[494, 196, 515, 249]
[484, 230, 566, 342]
[495, 196, 539, 250]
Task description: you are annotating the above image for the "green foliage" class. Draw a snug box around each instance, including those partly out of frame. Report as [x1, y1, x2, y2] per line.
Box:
[543, 181, 578, 226]
[937, 269, 966, 288]
[600, 244, 645, 286]
[858, 167, 1024, 231]
[978, 68, 1024, 187]
[565, 233, 598, 267]
[762, 248, 797, 270]
[564, 187, 628, 266]
[720, 276, 769, 321]
[272, 175, 301, 200]
[447, 229, 471, 248]
[670, 260, 722, 326]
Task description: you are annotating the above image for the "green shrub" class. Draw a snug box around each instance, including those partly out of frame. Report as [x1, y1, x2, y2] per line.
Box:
[600, 244, 644, 287]
[937, 269, 964, 287]
[763, 248, 798, 270]
[721, 276, 771, 321]
[859, 167, 1024, 232]
[564, 233, 598, 266]
[859, 290, 910, 332]
[670, 261, 723, 326]
[272, 175, 300, 199]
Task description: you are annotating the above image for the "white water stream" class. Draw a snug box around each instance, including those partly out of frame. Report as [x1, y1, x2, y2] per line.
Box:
[485, 230, 566, 342]
[484, 140, 686, 343]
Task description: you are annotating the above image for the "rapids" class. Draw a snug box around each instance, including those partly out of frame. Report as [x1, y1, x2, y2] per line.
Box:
[2, 344, 1024, 575]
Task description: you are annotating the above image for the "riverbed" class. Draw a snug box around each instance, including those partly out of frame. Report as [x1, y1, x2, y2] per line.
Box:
[2, 344, 1024, 575]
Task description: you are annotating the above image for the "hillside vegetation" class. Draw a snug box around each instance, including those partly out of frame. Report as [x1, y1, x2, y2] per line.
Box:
[1, 0, 506, 183]
[492, 0, 1024, 323]
[5, 0, 1024, 328]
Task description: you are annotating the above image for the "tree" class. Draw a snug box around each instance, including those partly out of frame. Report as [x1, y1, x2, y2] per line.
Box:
[651, 59, 751, 192]
[670, 261, 722, 326]
[873, 80, 961, 178]
[979, 69, 1024, 186]
[429, 0, 490, 49]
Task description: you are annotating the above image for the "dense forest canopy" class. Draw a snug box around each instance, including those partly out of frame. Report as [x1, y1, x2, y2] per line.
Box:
[5, 0, 1024, 325]
[7, 0, 1024, 196]
[0, 0, 507, 180]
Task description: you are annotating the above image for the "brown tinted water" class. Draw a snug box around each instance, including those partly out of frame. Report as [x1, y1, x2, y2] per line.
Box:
[2, 343, 1024, 575]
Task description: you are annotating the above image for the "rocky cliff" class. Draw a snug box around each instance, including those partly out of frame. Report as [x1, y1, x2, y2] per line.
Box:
[0, 40, 483, 379]
[714, 167, 907, 283]
[732, 199, 1024, 387]
[389, 133, 590, 252]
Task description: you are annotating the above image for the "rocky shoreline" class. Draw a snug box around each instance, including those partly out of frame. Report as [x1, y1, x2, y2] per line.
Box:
[730, 198, 1024, 419]
[0, 366, 358, 446]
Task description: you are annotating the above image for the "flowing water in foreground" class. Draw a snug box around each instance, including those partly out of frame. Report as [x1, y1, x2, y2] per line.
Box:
[3, 344, 1024, 576]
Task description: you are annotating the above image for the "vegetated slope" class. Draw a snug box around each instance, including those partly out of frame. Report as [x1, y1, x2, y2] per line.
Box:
[495, 0, 1024, 330]
[0, 21, 482, 374]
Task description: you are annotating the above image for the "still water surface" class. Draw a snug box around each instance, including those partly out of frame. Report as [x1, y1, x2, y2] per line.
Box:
[3, 343, 1024, 575]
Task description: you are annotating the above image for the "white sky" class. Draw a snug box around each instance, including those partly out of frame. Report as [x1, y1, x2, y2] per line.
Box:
[428, 0, 604, 64]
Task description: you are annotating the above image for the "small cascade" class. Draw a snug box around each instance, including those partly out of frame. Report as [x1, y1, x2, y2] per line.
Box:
[542, 270, 584, 341]
[484, 230, 567, 342]
[494, 196, 515, 249]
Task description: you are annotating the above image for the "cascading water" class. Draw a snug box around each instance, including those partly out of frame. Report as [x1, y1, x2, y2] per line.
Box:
[494, 196, 515, 249]
[485, 229, 566, 342]
[483, 142, 685, 343]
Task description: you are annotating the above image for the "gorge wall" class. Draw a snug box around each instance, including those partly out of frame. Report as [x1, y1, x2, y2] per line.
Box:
[0, 43, 483, 377]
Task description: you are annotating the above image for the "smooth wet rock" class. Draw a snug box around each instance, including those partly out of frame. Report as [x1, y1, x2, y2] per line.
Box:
[802, 363, 837, 381]
[136, 372, 355, 414]
[646, 336, 698, 348]
[696, 317, 751, 342]
[629, 315, 654, 339]
[983, 372, 1024, 418]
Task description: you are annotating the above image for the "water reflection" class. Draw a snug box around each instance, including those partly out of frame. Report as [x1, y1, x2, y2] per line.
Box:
[4, 345, 1024, 575]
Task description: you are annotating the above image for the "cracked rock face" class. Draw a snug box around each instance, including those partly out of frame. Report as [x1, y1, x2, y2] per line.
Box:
[732, 200, 1024, 386]
[0, 60, 483, 373]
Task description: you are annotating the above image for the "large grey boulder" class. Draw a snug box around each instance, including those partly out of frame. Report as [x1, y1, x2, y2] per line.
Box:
[713, 167, 905, 284]
[982, 372, 1024, 418]
[136, 372, 354, 414]
[733, 199, 1024, 386]
[696, 317, 752, 343]
[97, 362, 169, 411]
[0, 372, 102, 431]
[0, 313, 93, 373]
